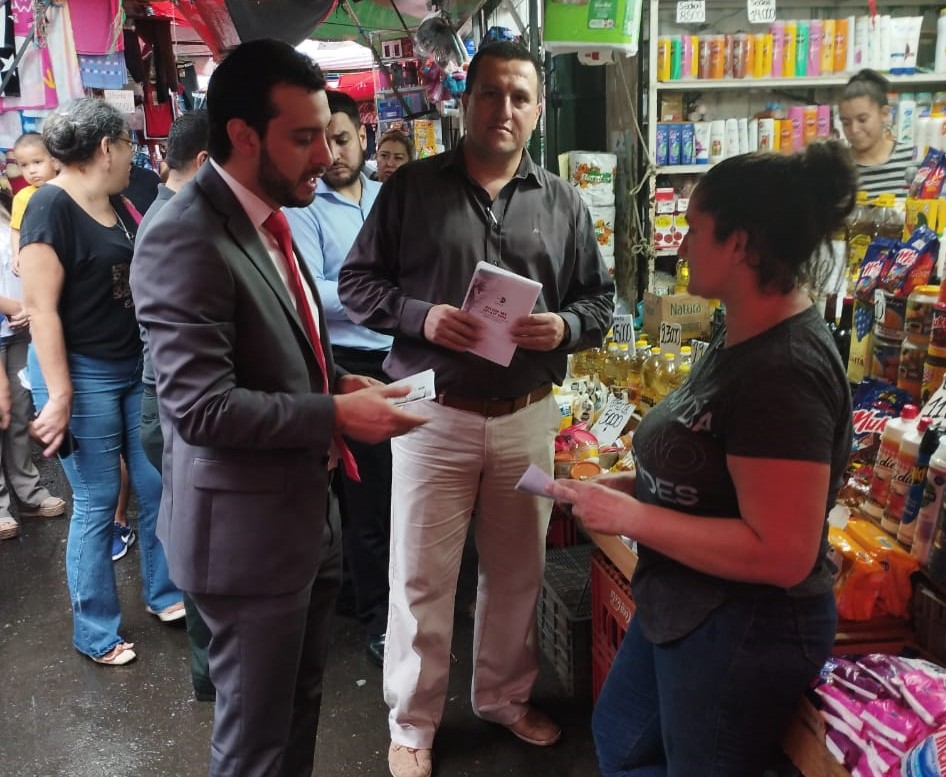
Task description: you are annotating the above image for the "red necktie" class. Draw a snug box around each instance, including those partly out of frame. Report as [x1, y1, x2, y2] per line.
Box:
[264, 211, 360, 482]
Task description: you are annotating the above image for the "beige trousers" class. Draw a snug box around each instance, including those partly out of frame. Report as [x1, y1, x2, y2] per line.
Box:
[384, 394, 559, 748]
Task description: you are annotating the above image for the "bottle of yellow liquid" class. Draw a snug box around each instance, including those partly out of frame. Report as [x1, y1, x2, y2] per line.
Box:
[653, 352, 678, 405]
[675, 256, 690, 294]
[846, 191, 873, 294]
[670, 346, 692, 391]
[601, 341, 621, 392]
[640, 347, 663, 415]
[569, 349, 590, 378]
[626, 339, 649, 405]
[612, 343, 632, 397]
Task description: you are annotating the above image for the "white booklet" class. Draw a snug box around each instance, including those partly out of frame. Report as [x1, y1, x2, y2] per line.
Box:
[460, 261, 543, 367]
[388, 368, 436, 406]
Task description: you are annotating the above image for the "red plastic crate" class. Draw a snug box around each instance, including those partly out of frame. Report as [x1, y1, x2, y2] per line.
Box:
[546, 504, 578, 548]
[590, 550, 635, 701]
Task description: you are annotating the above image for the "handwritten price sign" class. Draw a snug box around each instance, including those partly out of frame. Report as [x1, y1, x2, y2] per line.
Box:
[746, 0, 776, 24]
[612, 314, 636, 345]
[690, 339, 709, 363]
[676, 0, 705, 23]
[659, 321, 682, 356]
[590, 395, 636, 445]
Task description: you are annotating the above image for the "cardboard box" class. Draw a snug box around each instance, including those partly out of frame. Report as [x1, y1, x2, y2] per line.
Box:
[643, 292, 712, 340]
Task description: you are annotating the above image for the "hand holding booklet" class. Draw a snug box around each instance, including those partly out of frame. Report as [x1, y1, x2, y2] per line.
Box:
[387, 369, 436, 406]
[461, 261, 543, 367]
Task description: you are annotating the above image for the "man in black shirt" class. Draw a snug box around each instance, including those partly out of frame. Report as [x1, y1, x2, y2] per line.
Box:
[340, 42, 613, 777]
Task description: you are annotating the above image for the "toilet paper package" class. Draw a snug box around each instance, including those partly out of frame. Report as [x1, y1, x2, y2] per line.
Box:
[569, 151, 617, 206]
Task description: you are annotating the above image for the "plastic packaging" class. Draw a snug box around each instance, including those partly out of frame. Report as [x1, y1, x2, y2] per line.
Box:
[898, 419, 937, 546]
[808, 19, 822, 76]
[936, 8, 946, 74]
[883, 415, 928, 534]
[795, 20, 809, 77]
[865, 403, 919, 517]
[821, 18, 836, 74]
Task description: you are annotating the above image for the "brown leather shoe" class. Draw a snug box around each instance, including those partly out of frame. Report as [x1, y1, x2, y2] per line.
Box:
[504, 707, 562, 746]
[388, 741, 432, 777]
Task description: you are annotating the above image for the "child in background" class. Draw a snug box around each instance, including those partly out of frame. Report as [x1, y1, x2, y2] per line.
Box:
[10, 132, 58, 267]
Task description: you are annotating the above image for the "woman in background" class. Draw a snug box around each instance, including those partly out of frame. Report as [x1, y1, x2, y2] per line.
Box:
[838, 69, 914, 196]
[374, 130, 415, 183]
[19, 98, 182, 666]
[549, 141, 857, 776]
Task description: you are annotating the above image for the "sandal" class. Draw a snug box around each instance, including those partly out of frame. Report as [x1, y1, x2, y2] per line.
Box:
[0, 515, 19, 541]
[92, 642, 136, 666]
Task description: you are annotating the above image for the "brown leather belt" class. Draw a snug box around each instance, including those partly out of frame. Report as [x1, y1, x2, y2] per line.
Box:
[434, 383, 553, 418]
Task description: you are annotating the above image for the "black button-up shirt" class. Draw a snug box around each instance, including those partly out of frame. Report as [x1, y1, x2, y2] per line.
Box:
[338, 144, 614, 399]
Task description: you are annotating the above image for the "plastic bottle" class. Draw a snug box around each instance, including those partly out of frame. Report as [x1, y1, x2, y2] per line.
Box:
[602, 340, 621, 392]
[653, 352, 678, 405]
[674, 256, 689, 294]
[612, 343, 632, 398]
[864, 404, 919, 519]
[899, 419, 937, 547]
[670, 346, 692, 391]
[873, 193, 904, 240]
[913, 433, 946, 564]
[846, 192, 873, 293]
[834, 296, 854, 365]
[823, 293, 839, 338]
[936, 8, 946, 74]
[883, 414, 928, 535]
[626, 340, 649, 406]
[639, 347, 662, 416]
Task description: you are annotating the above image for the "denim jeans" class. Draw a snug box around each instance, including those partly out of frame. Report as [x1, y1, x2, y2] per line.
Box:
[29, 347, 180, 659]
[593, 589, 836, 777]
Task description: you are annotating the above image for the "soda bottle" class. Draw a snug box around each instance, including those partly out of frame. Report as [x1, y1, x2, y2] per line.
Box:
[883, 414, 929, 535]
[899, 420, 938, 548]
[822, 293, 838, 339]
[653, 352, 678, 405]
[639, 347, 663, 416]
[873, 192, 905, 241]
[864, 404, 919, 519]
[846, 191, 873, 294]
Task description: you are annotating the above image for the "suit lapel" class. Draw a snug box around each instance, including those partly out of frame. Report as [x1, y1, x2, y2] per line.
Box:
[195, 165, 331, 387]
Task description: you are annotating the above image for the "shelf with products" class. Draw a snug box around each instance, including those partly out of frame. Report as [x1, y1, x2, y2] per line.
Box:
[636, 0, 946, 294]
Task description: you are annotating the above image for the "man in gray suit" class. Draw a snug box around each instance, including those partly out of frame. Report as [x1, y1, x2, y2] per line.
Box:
[131, 39, 425, 777]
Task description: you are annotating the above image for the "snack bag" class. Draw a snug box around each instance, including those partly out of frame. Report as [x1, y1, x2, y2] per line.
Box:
[902, 727, 946, 777]
[849, 380, 914, 484]
[829, 526, 887, 621]
[856, 237, 900, 303]
[845, 518, 920, 618]
[909, 148, 945, 198]
[884, 226, 940, 297]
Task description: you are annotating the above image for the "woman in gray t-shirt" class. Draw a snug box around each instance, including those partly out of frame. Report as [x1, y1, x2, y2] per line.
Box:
[549, 141, 856, 776]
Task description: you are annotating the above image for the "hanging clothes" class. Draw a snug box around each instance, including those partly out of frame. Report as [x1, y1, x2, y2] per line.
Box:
[0, 0, 20, 97]
[68, 0, 122, 56]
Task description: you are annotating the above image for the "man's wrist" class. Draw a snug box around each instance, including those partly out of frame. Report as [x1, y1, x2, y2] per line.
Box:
[559, 317, 571, 347]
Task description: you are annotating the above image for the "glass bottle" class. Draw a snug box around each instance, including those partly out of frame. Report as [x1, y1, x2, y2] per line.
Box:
[674, 256, 690, 294]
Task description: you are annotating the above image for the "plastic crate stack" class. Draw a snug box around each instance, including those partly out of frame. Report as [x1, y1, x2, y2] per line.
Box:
[590, 549, 636, 701]
[546, 504, 579, 548]
[538, 544, 594, 697]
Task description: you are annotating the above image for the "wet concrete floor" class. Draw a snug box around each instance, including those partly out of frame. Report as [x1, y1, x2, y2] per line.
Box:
[0, 452, 599, 777]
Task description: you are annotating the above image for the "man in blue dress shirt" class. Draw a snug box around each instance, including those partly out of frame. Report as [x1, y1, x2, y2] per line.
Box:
[285, 90, 391, 668]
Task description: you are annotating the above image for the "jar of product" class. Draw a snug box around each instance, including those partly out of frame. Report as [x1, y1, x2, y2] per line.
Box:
[871, 331, 902, 385]
[930, 302, 946, 358]
[898, 338, 927, 402]
[922, 353, 946, 403]
[905, 285, 940, 340]
[876, 291, 908, 339]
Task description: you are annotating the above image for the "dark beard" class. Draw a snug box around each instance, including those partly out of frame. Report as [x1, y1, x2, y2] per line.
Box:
[258, 145, 316, 208]
[324, 154, 364, 190]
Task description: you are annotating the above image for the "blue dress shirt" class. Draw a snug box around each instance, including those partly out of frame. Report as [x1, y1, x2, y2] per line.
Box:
[285, 174, 392, 351]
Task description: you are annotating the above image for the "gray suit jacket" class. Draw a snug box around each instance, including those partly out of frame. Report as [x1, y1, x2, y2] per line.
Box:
[131, 163, 338, 597]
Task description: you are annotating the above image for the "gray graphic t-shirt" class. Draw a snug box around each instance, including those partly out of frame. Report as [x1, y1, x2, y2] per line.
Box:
[630, 305, 852, 644]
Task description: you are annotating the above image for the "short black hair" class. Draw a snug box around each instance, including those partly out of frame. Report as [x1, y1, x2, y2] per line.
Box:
[207, 39, 326, 163]
[326, 90, 361, 128]
[465, 42, 543, 94]
[13, 132, 45, 151]
[165, 111, 209, 171]
[693, 141, 857, 293]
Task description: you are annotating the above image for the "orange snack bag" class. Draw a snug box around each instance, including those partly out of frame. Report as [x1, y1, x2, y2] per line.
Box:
[844, 518, 919, 618]
[828, 526, 886, 621]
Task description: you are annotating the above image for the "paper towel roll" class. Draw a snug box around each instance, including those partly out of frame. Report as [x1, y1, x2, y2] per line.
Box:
[589, 205, 616, 257]
[569, 151, 617, 206]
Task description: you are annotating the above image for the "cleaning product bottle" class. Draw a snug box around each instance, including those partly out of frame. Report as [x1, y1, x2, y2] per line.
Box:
[898, 419, 937, 548]
[865, 404, 919, 519]
[911, 429, 946, 563]
[883, 413, 928, 534]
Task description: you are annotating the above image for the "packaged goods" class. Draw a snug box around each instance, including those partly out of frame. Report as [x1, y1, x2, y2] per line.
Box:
[568, 152, 617, 207]
[922, 354, 946, 404]
[855, 237, 899, 302]
[849, 299, 875, 383]
[827, 526, 886, 620]
[910, 148, 945, 198]
[871, 330, 902, 385]
[899, 339, 928, 401]
[882, 416, 928, 535]
[903, 727, 946, 777]
[850, 382, 914, 487]
[898, 420, 938, 547]
[877, 290, 908, 338]
[906, 285, 940, 339]
[844, 518, 919, 618]
[915, 435, 946, 564]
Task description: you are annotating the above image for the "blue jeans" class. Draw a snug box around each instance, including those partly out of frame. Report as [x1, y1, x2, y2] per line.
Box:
[593, 589, 836, 777]
[29, 348, 180, 659]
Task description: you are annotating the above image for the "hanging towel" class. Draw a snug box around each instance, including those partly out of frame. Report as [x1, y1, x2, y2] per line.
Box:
[78, 52, 127, 89]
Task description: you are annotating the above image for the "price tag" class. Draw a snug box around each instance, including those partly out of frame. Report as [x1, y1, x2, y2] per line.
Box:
[690, 339, 709, 363]
[874, 288, 886, 323]
[658, 321, 682, 356]
[612, 314, 635, 345]
[590, 395, 635, 446]
[746, 0, 776, 24]
[103, 89, 136, 115]
[676, 0, 705, 24]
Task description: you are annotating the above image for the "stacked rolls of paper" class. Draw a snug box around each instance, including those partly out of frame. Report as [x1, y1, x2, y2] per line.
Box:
[589, 205, 616, 259]
[569, 151, 617, 207]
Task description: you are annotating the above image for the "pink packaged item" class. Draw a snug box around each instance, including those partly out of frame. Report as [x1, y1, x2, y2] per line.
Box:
[815, 683, 865, 732]
[862, 697, 925, 744]
[827, 657, 885, 700]
[897, 668, 946, 727]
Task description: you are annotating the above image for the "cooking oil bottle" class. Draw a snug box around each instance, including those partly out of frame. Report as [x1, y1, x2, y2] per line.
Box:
[846, 191, 873, 294]
[653, 352, 678, 405]
[670, 346, 692, 392]
[627, 339, 649, 405]
[640, 346, 662, 415]
[674, 256, 690, 294]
